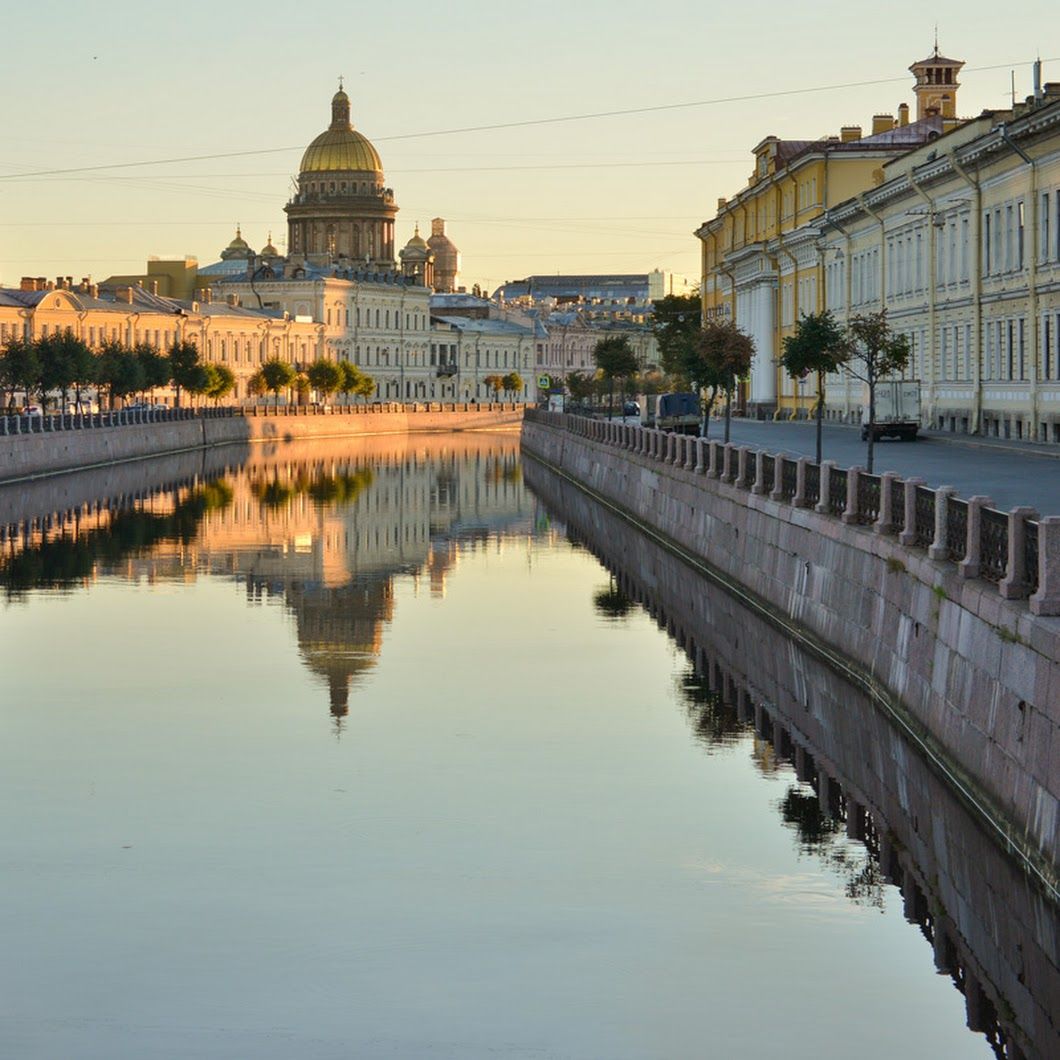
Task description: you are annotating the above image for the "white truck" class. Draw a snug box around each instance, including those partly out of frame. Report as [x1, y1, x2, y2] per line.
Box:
[860, 380, 921, 442]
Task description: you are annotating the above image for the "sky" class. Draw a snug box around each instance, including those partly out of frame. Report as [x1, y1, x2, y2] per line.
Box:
[0, 0, 1056, 295]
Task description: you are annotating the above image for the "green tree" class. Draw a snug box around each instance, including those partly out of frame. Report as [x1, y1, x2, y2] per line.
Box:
[135, 343, 172, 402]
[96, 341, 145, 406]
[260, 358, 297, 404]
[0, 337, 40, 409]
[592, 335, 638, 419]
[565, 371, 595, 404]
[336, 360, 361, 404]
[844, 311, 911, 474]
[308, 359, 343, 403]
[354, 370, 375, 403]
[168, 340, 201, 407]
[691, 320, 755, 441]
[650, 293, 701, 381]
[780, 311, 850, 464]
[483, 374, 504, 401]
[206, 363, 236, 404]
[501, 371, 523, 400]
[37, 330, 93, 410]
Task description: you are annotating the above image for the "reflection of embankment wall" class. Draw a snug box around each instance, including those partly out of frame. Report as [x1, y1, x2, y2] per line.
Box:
[525, 459, 1060, 1060]
[0, 408, 523, 483]
[521, 420, 1060, 889]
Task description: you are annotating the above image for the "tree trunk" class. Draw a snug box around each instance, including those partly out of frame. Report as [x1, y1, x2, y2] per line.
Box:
[608, 378, 614, 420]
[815, 370, 824, 465]
[724, 390, 732, 443]
[866, 377, 876, 474]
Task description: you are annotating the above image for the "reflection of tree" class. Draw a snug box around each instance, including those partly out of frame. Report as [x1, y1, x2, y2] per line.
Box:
[484, 453, 521, 487]
[249, 466, 374, 512]
[677, 669, 747, 752]
[0, 480, 233, 599]
[592, 577, 634, 621]
[779, 786, 885, 909]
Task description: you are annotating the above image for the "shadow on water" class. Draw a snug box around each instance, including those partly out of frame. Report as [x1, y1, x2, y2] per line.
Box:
[527, 455, 1060, 1060]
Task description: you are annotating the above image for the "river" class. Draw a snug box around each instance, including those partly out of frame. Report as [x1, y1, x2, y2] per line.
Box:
[0, 432, 1056, 1059]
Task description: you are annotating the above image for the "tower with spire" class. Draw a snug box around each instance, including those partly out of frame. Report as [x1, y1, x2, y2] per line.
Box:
[909, 37, 964, 121]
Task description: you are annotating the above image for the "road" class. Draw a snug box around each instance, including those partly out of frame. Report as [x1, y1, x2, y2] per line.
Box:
[695, 419, 1060, 515]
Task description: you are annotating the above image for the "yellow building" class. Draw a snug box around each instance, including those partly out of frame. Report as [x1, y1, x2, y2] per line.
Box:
[696, 50, 965, 417]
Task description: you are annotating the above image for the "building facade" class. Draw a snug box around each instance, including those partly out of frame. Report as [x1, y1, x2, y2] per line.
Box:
[696, 51, 963, 417]
[819, 87, 1060, 441]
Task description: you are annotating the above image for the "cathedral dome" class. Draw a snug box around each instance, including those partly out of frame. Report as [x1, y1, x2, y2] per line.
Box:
[299, 87, 383, 175]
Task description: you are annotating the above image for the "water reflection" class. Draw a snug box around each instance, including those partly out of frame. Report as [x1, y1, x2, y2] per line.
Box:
[0, 434, 535, 726]
[526, 455, 1059, 1060]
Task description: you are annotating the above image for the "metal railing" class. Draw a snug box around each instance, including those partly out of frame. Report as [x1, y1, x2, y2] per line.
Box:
[914, 486, 935, 547]
[780, 458, 798, 500]
[891, 478, 907, 534]
[856, 473, 881, 526]
[829, 467, 848, 518]
[946, 497, 969, 562]
[805, 463, 821, 507]
[978, 508, 1009, 583]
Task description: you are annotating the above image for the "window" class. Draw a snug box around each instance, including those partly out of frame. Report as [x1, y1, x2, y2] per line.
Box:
[1017, 201, 1025, 269]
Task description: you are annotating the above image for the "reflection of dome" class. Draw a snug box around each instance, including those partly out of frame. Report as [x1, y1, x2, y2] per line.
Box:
[299, 89, 383, 174]
[288, 579, 394, 721]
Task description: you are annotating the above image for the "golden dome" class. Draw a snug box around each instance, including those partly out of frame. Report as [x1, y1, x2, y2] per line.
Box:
[299, 87, 383, 175]
[404, 225, 428, 251]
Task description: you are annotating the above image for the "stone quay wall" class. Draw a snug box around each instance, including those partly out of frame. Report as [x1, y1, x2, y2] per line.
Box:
[522, 411, 1060, 882]
[0, 404, 524, 484]
[525, 458, 1059, 1060]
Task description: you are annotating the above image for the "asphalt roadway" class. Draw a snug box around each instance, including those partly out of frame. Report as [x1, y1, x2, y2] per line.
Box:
[702, 419, 1060, 516]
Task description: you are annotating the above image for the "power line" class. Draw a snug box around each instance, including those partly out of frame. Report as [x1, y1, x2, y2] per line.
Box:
[0, 56, 1050, 182]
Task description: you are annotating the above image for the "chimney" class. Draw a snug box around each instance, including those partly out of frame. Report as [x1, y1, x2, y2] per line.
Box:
[150, 280, 159, 295]
[898, 103, 910, 127]
[65, 276, 73, 289]
[717, 196, 727, 210]
[20, 276, 39, 291]
[840, 126, 862, 142]
[872, 114, 895, 135]
[115, 286, 134, 304]
[225, 293, 239, 307]
[46, 280, 55, 290]
[88, 284, 98, 298]
[56, 276, 64, 289]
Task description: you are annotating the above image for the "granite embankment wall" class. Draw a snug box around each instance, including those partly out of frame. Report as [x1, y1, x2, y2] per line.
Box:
[525, 458, 1059, 1060]
[0, 406, 523, 483]
[522, 415, 1060, 884]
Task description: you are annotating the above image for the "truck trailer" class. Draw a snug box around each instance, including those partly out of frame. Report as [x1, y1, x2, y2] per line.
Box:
[860, 380, 921, 442]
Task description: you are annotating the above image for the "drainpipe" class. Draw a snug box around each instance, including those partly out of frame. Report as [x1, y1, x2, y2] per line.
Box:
[778, 241, 800, 415]
[997, 124, 1039, 439]
[949, 152, 984, 433]
[908, 173, 938, 423]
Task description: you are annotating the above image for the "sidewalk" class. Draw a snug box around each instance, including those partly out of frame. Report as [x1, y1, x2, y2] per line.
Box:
[760, 415, 1060, 461]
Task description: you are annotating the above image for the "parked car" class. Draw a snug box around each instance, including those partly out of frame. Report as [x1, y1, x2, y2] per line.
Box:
[623, 400, 640, 417]
[21, 405, 42, 417]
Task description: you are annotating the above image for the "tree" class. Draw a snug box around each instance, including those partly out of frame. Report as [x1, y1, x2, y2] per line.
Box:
[501, 371, 523, 400]
[336, 360, 361, 404]
[183, 363, 213, 406]
[565, 371, 595, 404]
[353, 370, 375, 403]
[0, 337, 41, 409]
[483, 374, 504, 401]
[308, 359, 343, 404]
[691, 320, 754, 441]
[592, 335, 638, 419]
[206, 363, 236, 404]
[260, 358, 297, 404]
[650, 293, 701, 382]
[780, 311, 850, 464]
[135, 343, 172, 402]
[96, 340, 145, 406]
[37, 330, 92, 410]
[844, 311, 911, 474]
[247, 369, 267, 400]
[168, 340, 201, 407]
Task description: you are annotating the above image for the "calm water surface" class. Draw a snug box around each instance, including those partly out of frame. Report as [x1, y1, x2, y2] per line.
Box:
[0, 433, 1055, 1059]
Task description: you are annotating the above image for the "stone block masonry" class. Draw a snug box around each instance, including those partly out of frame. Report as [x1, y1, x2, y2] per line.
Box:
[522, 411, 1060, 887]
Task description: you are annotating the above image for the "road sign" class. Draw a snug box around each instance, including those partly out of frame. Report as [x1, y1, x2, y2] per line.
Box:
[537, 375, 551, 390]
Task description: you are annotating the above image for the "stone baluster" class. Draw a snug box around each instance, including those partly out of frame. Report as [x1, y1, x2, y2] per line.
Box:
[684, 436, 696, 470]
[875, 472, 899, 535]
[707, 441, 722, 478]
[694, 438, 707, 474]
[959, 496, 995, 580]
[793, 457, 810, 508]
[841, 466, 862, 524]
[721, 443, 736, 483]
[1030, 516, 1060, 616]
[752, 450, 768, 495]
[734, 446, 752, 489]
[927, 486, 957, 561]
[898, 477, 926, 547]
[1000, 507, 1040, 599]
[770, 454, 786, 502]
[814, 460, 837, 515]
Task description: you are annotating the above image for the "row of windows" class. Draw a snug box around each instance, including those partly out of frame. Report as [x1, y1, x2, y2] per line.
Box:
[327, 306, 429, 330]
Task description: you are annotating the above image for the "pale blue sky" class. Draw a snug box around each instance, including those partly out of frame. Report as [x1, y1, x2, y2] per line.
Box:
[0, 0, 1054, 291]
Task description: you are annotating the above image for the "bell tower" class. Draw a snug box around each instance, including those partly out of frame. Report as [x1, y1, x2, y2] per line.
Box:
[909, 40, 964, 121]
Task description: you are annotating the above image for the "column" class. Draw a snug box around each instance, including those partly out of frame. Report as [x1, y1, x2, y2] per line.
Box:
[928, 485, 957, 561]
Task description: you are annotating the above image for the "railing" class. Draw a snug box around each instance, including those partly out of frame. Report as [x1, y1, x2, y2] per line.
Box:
[856, 473, 881, 526]
[780, 458, 798, 500]
[521, 408, 1057, 614]
[804, 463, 821, 507]
[946, 497, 968, 562]
[760, 454, 775, 495]
[829, 467, 847, 518]
[891, 477, 907, 534]
[914, 486, 935, 547]
[0, 401, 523, 436]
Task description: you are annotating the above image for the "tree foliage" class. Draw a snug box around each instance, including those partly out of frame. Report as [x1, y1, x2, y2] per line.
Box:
[565, 371, 595, 403]
[501, 371, 523, 398]
[683, 320, 755, 439]
[308, 359, 344, 401]
[650, 294, 701, 380]
[168, 340, 201, 407]
[260, 358, 297, 401]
